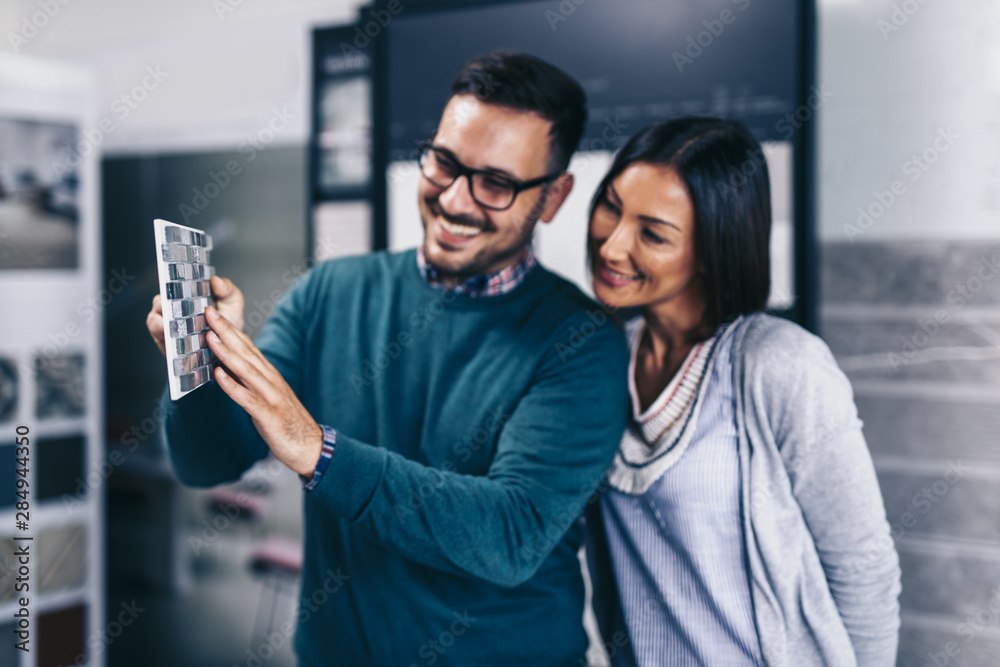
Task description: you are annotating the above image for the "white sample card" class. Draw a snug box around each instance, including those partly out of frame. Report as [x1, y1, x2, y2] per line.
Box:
[154, 218, 217, 400]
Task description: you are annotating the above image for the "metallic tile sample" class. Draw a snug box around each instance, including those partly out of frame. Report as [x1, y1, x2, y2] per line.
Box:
[168, 313, 208, 339]
[170, 296, 210, 318]
[172, 348, 212, 376]
[174, 332, 207, 356]
[179, 366, 212, 392]
[161, 243, 211, 264]
[165, 280, 211, 300]
[168, 263, 214, 281]
[154, 219, 217, 400]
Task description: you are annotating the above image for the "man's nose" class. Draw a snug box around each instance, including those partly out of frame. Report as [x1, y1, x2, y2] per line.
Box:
[436, 173, 480, 217]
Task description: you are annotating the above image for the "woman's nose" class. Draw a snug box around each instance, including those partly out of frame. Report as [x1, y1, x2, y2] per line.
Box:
[599, 222, 635, 266]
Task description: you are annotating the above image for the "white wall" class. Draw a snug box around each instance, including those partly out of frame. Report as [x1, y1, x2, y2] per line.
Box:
[1, 0, 365, 154]
[817, 0, 1000, 242]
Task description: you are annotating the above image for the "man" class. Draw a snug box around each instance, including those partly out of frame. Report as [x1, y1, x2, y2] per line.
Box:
[147, 51, 628, 666]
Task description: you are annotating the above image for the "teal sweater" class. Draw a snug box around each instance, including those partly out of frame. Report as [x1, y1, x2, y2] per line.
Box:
[163, 249, 629, 666]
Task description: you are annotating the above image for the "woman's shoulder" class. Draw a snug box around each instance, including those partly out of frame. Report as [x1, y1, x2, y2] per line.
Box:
[732, 312, 852, 407]
[733, 312, 836, 370]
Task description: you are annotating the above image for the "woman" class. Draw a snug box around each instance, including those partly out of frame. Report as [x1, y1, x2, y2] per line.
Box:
[584, 118, 901, 666]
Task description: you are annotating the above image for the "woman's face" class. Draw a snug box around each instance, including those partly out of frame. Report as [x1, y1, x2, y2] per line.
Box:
[589, 162, 704, 313]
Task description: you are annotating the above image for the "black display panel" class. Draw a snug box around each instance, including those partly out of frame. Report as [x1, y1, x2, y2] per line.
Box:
[385, 0, 802, 160]
[37, 434, 86, 501]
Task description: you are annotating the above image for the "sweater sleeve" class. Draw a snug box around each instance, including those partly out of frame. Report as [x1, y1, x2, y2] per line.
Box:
[163, 268, 315, 488]
[758, 325, 902, 666]
[307, 311, 630, 588]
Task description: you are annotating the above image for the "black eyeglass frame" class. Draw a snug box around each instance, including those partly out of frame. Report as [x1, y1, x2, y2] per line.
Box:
[417, 140, 564, 211]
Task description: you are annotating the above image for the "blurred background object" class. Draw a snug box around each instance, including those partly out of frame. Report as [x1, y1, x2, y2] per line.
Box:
[0, 0, 998, 665]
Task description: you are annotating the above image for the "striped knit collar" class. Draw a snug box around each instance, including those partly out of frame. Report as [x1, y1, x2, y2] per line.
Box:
[629, 322, 713, 443]
[416, 244, 536, 298]
[606, 316, 740, 495]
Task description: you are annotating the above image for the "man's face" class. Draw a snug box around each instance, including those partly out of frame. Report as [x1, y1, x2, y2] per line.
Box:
[418, 94, 560, 279]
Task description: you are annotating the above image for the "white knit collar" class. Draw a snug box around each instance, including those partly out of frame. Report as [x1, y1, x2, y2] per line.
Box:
[606, 317, 739, 495]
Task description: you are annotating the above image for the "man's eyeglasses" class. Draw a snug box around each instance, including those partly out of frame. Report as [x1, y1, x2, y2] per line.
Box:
[417, 142, 563, 211]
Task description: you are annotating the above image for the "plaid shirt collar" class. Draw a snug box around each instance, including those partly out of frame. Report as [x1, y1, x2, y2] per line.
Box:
[416, 244, 536, 298]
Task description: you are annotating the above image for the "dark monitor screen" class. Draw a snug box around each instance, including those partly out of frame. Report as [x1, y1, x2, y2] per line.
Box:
[385, 0, 802, 160]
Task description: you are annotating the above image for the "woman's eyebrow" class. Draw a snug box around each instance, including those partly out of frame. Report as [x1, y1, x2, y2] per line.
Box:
[608, 184, 681, 231]
[639, 215, 682, 232]
[607, 183, 623, 204]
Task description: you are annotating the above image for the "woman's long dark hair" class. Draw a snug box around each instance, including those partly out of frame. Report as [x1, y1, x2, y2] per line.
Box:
[589, 117, 772, 332]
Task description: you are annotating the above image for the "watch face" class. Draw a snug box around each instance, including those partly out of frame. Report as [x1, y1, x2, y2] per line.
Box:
[154, 219, 218, 400]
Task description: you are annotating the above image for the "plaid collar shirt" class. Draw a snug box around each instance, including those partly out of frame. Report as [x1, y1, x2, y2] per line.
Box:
[416, 244, 537, 298]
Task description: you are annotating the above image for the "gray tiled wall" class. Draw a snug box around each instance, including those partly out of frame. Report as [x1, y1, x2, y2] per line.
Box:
[821, 241, 1000, 666]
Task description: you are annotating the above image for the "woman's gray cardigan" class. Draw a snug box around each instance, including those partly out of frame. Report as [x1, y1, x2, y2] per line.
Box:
[731, 312, 901, 666]
[588, 312, 902, 666]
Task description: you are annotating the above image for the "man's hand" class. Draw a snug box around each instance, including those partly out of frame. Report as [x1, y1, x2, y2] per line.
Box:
[146, 275, 246, 356]
[204, 304, 323, 478]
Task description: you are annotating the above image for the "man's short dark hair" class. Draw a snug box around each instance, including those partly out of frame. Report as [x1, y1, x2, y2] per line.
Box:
[589, 117, 772, 333]
[449, 50, 587, 172]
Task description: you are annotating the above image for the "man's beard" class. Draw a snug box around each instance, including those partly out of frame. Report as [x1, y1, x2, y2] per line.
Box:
[421, 202, 537, 280]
